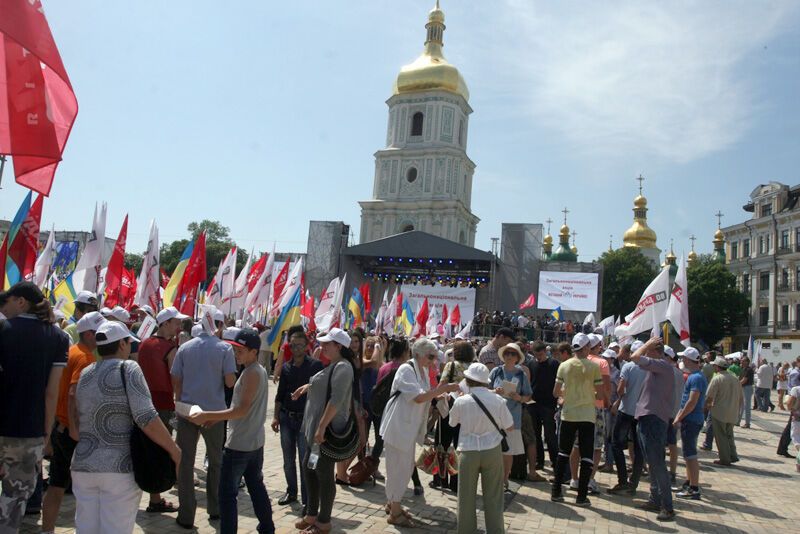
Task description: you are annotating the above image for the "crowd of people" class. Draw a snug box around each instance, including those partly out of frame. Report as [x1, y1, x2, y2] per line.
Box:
[472, 309, 581, 342]
[2, 280, 800, 533]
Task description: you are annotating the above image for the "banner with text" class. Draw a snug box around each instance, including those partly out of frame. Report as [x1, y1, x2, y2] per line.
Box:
[537, 271, 599, 312]
[401, 285, 475, 326]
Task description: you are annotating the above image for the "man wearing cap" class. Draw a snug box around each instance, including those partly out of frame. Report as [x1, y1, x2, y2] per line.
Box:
[705, 356, 743, 466]
[171, 309, 237, 528]
[40, 311, 105, 534]
[62, 291, 99, 345]
[479, 327, 515, 371]
[524, 341, 560, 480]
[189, 329, 275, 534]
[137, 306, 188, 514]
[551, 333, 603, 507]
[672, 347, 707, 500]
[568, 333, 610, 496]
[608, 341, 646, 496]
[629, 337, 676, 521]
[449, 362, 513, 534]
[0, 282, 69, 531]
[664, 346, 686, 488]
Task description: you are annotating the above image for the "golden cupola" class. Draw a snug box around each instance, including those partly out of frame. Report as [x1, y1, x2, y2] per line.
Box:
[623, 176, 658, 249]
[392, 1, 470, 101]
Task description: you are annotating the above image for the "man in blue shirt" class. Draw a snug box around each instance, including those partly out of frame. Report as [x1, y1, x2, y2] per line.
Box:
[171, 318, 237, 529]
[271, 330, 323, 513]
[672, 347, 707, 500]
[608, 341, 646, 496]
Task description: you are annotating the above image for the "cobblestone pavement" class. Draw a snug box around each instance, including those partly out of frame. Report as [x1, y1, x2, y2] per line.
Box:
[21, 402, 800, 533]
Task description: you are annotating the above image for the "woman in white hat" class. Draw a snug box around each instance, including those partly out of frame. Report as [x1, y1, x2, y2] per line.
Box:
[450, 362, 513, 534]
[489, 342, 532, 489]
[379, 338, 460, 527]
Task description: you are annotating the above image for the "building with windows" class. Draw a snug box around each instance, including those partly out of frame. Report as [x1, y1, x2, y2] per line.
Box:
[721, 181, 800, 360]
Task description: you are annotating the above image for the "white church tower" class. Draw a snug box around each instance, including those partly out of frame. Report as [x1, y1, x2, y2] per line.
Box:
[358, 2, 479, 246]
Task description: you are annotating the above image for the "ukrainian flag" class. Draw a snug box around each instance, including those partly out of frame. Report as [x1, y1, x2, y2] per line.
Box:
[50, 274, 78, 320]
[266, 287, 302, 354]
[551, 306, 562, 321]
[163, 240, 194, 308]
[3, 191, 32, 288]
[347, 288, 364, 329]
[400, 299, 415, 336]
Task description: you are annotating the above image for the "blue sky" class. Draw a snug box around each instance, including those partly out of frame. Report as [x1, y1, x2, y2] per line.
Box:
[2, 0, 799, 261]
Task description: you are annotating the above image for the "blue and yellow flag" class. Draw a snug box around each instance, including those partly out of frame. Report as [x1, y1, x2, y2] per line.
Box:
[550, 307, 562, 321]
[347, 288, 365, 329]
[163, 239, 194, 308]
[50, 273, 78, 320]
[2, 191, 32, 289]
[266, 286, 302, 354]
[400, 299, 415, 336]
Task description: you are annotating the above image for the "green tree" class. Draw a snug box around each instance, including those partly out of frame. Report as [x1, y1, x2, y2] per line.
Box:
[160, 220, 249, 283]
[598, 248, 658, 320]
[687, 255, 749, 346]
[124, 252, 143, 273]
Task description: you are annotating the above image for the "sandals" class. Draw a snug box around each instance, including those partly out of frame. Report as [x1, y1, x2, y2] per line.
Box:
[300, 524, 331, 533]
[387, 512, 416, 528]
[146, 499, 177, 513]
[384, 504, 413, 518]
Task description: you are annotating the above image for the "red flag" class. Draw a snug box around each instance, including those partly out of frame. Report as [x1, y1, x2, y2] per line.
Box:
[159, 268, 170, 289]
[271, 260, 290, 310]
[247, 254, 267, 292]
[0, 0, 78, 195]
[442, 304, 449, 325]
[359, 282, 371, 313]
[8, 193, 43, 282]
[120, 268, 137, 309]
[301, 291, 315, 319]
[103, 215, 128, 308]
[0, 235, 8, 289]
[396, 291, 403, 319]
[450, 304, 461, 326]
[174, 232, 206, 315]
[519, 293, 536, 310]
[415, 297, 430, 336]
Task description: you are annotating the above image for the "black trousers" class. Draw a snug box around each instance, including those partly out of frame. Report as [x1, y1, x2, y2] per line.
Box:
[531, 404, 558, 468]
[777, 415, 792, 455]
[553, 420, 594, 500]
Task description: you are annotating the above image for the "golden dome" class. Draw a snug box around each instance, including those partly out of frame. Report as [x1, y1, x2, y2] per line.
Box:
[634, 195, 648, 208]
[714, 228, 724, 241]
[571, 245, 578, 254]
[543, 233, 553, 245]
[392, 2, 470, 101]
[559, 224, 570, 238]
[623, 221, 657, 249]
[688, 249, 698, 262]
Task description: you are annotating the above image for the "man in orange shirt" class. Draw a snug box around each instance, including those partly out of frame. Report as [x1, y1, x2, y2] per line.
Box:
[39, 311, 106, 534]
[568, 333, 610, 496]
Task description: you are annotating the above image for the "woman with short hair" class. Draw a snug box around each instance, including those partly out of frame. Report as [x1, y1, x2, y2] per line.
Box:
[380, 338, 460, 526]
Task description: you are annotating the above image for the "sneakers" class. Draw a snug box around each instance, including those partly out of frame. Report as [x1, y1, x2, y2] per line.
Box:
[637, 501, 661, 512]
[699, 444, 712, 451]
[568, 479, 579, 491]
[676, 488, 702, 500]
[575, 497, 591, 507]
[587, 480, 600, 495]
[669, 473, 678, 491]
[657, 509, 676, 521]
[607, 482, 630, 495]
[550, 491, 565, 503]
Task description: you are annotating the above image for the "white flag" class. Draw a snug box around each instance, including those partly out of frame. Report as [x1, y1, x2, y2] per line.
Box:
[72, 203, 107, 293]
[245, 246, 275, 315]
[314, 276, 341, 333]
[665, 256, 691, 347]
[597, 315, 615, 337]
[583, 313, 596, 327]
[330, 273, 347, 329]
[209, 247, 237, 308]
[229, 248, 254, 316]
[374, 289, 389, 335]
[33, 225, 56, 288]
[455, 319, 473, 339]
[384, 287, 398, 335]
[614, 267, 671, 338]
[275, 257, 304, 312]
[134, 220, 160, 309]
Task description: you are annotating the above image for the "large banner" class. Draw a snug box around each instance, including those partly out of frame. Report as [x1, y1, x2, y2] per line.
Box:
[537, 271, 599, 312]
[401, 284, 475, 326]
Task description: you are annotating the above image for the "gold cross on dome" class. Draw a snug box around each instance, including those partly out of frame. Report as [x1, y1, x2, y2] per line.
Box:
[715, 210, 724, 228]
[562, 207, 569, 225]
[636, 174, 645, 195]
[545, 217, 553, 234]
[690, 234, 697, 250]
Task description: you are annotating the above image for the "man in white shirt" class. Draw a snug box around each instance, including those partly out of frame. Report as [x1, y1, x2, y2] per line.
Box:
[450, 363, 513, 534]
[755, 360, 775, 412]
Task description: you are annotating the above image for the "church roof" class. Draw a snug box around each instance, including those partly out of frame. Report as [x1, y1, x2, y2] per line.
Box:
[344, 230, 493, 262]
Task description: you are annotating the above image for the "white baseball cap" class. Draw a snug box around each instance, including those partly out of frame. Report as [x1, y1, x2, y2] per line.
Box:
[99, 307, 113, 317]
[602, 349, 618, 359]
[74, 291, 98, 305]
[222, 327, 242, 341]
[191, 323, 203, 338]
[664, 346, 676, 359]
[139, 304, 155, 317]
[95, 321, 140, 346]
[317, 327, 351, 347]
[608, 341, 620, 350]
[76, 311, 106, 333]
[463, 362, 491, 384]
[572, 333, 590, 350]
[156, 306, 189, 325]
[212, 309, 225, 323]
[587, 333, 603, 348]
[678, 347, 701, 362]
[110, 306, 130, 323]
[631, 340, 645, 352]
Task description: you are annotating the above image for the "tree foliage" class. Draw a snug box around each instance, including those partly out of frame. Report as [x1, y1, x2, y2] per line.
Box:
[687, 255, 750, 346]
[124, 252, 143, 273]
[598, 248, 658, 320]
[160, 220, 249, 282]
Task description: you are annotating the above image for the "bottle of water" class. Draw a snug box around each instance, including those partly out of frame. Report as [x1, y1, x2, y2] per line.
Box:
[308, 443, 320, 470]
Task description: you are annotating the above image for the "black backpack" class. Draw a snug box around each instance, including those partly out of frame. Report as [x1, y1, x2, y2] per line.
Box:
[370, 363, 412, 418]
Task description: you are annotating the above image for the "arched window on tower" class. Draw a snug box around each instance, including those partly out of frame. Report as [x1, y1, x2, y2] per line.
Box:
[411, 112, 424, 136]
[401, 223, 415, 233]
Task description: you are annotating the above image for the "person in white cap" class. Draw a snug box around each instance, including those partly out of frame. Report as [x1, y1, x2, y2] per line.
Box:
[63, 291, 99, 344]
[551, 333, 602, 507]
[171, 309, 237, 528]
[40, 312, 106, 534]
[71, 322, 180, 534]
[705, 356, 742, 467]
[449, 362, 513, 534]
[672, 347, 707, 500]
[137, 306, 188, 513]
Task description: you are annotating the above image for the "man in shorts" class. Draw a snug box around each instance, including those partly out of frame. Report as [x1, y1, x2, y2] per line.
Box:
[672, 347, 707, 500]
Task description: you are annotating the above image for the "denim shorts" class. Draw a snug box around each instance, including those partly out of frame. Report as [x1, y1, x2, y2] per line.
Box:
[680, 420, 703, 460]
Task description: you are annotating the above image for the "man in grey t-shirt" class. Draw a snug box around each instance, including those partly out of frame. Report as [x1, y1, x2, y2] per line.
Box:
[172, 326, 237, 528]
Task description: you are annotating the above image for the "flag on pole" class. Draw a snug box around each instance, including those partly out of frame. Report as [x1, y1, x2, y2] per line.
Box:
[229, 248, 254, 316]
[597, 315, 615, 338]
[665, 256, 691, 347]
[0, 191, 32, 289]
[207, 247, 236, 308]
[7, 192, 43, 286]
[0, 0, 79, 195]
[134, 220, 160, 310]
[174, 231, 206, 316]
[72, 202, 107, 294]
[245, 247, 275, 316]
[103, 215, 128, 308]
[455, 319, 473, 339]
[450, 304, 461, 327]
[265, 261, 304, 354]
[614, 267, 671, 338]
[551, 307, 563, 321]
[519, 293, 536, 310]
[269, 259, 290, 317]
[347, 287, 365, 329]
[162, 239, 194, 309]
[400, 298, 415, 336]
[414, 297, 430, 336]
[583, 313, 596, 328]
[33, 224, 56, 288]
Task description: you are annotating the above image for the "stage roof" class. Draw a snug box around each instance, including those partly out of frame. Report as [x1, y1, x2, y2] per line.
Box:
[344, 231, 494, 263]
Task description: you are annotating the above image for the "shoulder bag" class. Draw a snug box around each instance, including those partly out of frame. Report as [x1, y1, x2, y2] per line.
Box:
[119, 362, 176, 493]
[320, 362, 364, 461]
[470, 393, 510, 453]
